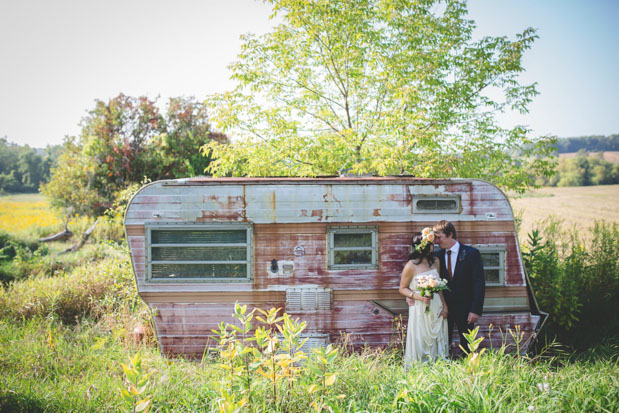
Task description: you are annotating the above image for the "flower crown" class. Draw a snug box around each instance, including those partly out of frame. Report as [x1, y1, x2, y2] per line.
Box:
[415, 227, 435, 252]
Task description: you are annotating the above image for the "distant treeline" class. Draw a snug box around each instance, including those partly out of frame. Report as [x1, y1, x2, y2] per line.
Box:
[0, 139, 60, 193]
[537, 150, 619, 187]
[554, 135, 619, 153]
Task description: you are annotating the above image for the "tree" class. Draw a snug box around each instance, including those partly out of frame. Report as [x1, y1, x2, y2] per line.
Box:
[0, 138, 56, 193]
[203, 0, 556, 192]
[43, 94, 228, 216]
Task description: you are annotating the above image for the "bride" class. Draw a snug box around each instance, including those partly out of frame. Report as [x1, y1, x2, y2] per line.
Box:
[399, 229, 449, 365]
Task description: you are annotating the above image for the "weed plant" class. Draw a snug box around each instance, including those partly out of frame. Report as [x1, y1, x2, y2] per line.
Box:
[1, 308, 617, 412]
[523, 218, 619, 349]
[0, 253, 143, 324]
[0, 197, 618, 411]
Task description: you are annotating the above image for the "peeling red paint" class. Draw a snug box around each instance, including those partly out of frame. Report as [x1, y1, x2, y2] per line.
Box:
[126, 178, 537, 359]
[196, 195, 247, 222]
[311, 209, 324, 221]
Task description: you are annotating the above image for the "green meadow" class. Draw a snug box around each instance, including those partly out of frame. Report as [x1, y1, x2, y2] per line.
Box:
[0, 193, 617, 412]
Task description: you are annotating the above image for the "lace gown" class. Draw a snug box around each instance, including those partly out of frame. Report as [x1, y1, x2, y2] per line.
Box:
[404, 268, 449, 365]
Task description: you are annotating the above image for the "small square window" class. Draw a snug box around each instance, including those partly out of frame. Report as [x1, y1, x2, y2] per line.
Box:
[327, 227, 378, 269]
[474, 244, 506, 285]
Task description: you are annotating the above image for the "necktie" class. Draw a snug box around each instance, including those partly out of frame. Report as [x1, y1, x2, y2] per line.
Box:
[447, 250, 453, 281]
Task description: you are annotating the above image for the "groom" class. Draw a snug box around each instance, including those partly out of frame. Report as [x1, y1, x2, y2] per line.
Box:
[433, 220, 485, 353]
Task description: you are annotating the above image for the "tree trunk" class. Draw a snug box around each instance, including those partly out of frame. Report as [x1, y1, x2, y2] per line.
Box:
[39, 227, 73, 242]
[57, 218, 99, 255]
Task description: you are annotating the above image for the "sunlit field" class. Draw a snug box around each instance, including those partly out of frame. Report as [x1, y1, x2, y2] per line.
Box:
[509, 184, 619, 240]
[0, 190, 617, 411]
[559, 151, 619, 163]
[0, 193, 61, 234]
[0, 193, 100, 241]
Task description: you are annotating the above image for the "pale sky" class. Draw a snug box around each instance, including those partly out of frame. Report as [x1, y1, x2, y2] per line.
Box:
[1, 0, 617, 148]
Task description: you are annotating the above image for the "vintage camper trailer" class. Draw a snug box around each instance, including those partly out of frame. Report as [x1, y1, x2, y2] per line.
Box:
[124, 177, 545, 358]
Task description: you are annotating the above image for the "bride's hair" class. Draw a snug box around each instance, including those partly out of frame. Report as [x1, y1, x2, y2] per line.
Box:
[409, 232, 435, 265]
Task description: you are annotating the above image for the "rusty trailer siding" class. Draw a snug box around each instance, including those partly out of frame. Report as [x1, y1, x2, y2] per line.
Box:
[125, 177, 540, 358]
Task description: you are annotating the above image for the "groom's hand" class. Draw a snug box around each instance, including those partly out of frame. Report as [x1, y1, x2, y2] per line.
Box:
[467, 312, 480, 324]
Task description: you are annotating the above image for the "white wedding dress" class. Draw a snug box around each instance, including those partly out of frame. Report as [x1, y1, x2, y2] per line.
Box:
[404, 268, 449, 365]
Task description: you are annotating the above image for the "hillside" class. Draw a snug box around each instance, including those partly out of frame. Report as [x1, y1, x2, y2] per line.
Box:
[558, 151, 619, 163]
[509, 185, 619, 240]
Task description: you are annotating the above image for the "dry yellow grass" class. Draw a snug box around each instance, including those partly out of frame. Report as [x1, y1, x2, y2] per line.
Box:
[509, 184, 619, 239]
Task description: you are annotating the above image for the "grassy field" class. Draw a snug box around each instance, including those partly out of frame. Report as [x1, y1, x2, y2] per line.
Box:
[559, 151, 619, 163]
[0, 190, 617, 411]
[509, 185, 619, 240]
[0, 193, 62, 235]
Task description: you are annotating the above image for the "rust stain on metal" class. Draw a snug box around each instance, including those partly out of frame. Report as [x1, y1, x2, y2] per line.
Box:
[468, 182, 474, 215]
[322, 185, 342, 208]
[126, 178, 539, 359]
[241, 186, 247, 221]
[197, 195, 246, 221]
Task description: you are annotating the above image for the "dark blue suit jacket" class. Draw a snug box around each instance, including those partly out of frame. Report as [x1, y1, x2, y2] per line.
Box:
[436, 244, 485, 317]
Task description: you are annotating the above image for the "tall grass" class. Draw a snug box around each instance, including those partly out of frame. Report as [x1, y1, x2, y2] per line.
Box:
[0, 193, 126, 284]
[1, 313, 617, 412]
[0, 253, 143, 324]
[0, 196, 617, 411]
[523, 219, 619, 349]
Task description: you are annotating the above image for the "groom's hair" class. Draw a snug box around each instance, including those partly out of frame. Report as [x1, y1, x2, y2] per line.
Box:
[433, 220, 457, 239]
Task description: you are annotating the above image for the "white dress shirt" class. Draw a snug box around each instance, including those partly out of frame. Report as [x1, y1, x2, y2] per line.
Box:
[445, 241, 460, 279]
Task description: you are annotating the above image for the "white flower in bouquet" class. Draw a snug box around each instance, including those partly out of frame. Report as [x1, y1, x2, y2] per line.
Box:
[416, 274, 449, 313]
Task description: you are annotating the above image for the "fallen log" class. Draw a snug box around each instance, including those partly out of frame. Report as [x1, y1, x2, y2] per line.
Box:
[39, 227, 73, 242]
[57, 218, 99, 256]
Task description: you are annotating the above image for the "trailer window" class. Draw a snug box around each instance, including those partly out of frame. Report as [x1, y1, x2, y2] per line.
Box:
[327, 227, 378, 269]
[474, 244, 506, 285]
[413, 196, 460, 213]
[146, 224, 252, 282]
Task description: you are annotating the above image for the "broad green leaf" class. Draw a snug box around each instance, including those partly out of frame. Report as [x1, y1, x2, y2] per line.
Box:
[135, 398, 152, 412]
[120, 388, 134, 403]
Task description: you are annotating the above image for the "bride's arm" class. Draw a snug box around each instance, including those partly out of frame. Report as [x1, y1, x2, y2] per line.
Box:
[399, 261, 416, 300]
[399, 262, 430, 305]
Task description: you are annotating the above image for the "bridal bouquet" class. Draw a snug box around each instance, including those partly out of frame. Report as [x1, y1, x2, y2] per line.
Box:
[416, 274, 450, 313]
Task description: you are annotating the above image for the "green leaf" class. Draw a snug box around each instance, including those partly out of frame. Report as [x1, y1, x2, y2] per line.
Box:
[120, 388, 134, 404]
[135, 398, 152, 412]
[202, 0, 553, 193]
[308, 364, 322, 376]
[325, 373, 337, 386]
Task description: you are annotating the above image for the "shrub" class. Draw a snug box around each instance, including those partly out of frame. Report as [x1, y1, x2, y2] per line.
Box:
[0, 231, 46, 283]
[0, 254, 141, 323]
[523, 218, 619, 348]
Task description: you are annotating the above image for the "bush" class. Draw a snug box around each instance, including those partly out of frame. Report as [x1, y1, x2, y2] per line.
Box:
[537, 151, 619, 187]
[523, 218, 619, 349]
[0, 254, 141, 323]
[0, 231, 47, 283]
